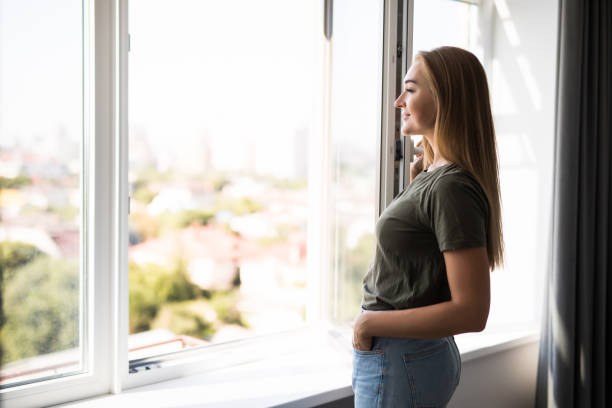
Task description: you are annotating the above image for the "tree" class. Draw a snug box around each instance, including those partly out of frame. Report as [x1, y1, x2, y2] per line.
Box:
[129, 260, 204, 334]
[1, 257, 79, 364]
[0, 241, 44, 282]
[0, 174, 32, 189]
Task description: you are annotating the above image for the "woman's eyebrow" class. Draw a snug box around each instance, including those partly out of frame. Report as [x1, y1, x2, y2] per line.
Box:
[404, 79, 417, 84]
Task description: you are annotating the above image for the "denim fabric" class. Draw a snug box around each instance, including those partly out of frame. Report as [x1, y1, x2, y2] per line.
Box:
[352, 335, 461, 408]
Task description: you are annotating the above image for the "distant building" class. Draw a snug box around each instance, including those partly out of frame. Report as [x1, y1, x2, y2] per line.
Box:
[128, 224, 307, 292]
[129, 224, 259, 290]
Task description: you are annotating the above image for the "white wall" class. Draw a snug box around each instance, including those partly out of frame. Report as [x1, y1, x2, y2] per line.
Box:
[484, 0, 559, 330]
[450, 0, 559, 404]
[449, 340, 540, 408]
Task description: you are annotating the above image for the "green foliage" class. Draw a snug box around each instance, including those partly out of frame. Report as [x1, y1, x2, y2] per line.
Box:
[174, 209, 215, 228]
[132, 185, 157, 204]
[335, 231, 375, 323]
[151, 291, 247, 340]
[129, 260, 203, 334]
[0, 241, 44, 281]
[47, 205, 79, 221]
[214, 196, 263, 216]
[132, 168, 230, 194]
[1, 257, 79, 365]
[152, 300, 216, 339]
[129, 260, 247, 338]
[255, 236, 278, 247]
[210, 174, 230, 192]
[346, 232, 375, 277]
[270, 177, 308, 190]
[0, 174, 32, 189]
[129, 209, 216, 242]
[209, 290, 249, 327]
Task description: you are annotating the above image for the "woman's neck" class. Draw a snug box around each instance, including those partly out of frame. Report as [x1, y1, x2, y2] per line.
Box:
[423, 135, 451, 171]
[428, 150, 451, 171]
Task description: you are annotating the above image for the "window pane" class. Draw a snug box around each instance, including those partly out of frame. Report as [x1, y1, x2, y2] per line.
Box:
[327, 0, 382, 324]
[0, 0, 84, 387]
[128, 0, 316, 360]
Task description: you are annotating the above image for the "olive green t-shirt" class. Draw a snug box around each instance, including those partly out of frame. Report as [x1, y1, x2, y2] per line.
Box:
[361, 162, 489, 311]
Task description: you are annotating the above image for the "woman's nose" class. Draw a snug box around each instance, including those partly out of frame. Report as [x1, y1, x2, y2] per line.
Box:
[394, 94, 404, 109]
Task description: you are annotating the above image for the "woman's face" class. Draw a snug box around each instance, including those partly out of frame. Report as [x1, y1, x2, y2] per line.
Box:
[394, 59, 437, 139]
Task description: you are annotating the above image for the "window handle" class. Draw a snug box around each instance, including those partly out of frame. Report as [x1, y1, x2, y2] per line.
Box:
[324, 0, 333, 40]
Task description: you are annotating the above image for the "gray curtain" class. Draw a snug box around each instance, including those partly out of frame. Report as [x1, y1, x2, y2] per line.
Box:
[535, 0, 611, 407]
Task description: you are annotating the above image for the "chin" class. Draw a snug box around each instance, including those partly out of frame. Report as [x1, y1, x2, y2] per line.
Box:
[401, 126, 418, 136]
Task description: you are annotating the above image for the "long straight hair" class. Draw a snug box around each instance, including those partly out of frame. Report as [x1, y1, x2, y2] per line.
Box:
[417, 46, 504, 270]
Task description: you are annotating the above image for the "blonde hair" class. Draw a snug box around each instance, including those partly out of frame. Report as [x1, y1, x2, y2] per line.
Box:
[417, 46, 504, 270]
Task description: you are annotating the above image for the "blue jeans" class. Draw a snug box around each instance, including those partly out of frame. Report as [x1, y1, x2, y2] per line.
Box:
[352, 335, 461, 408]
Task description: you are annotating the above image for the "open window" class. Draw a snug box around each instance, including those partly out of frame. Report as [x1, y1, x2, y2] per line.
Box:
[1, 0, 555, 405]
[126, 0, 317, 363]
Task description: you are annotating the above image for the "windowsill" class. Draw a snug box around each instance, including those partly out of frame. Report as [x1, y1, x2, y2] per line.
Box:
[58, 324, 540, 408]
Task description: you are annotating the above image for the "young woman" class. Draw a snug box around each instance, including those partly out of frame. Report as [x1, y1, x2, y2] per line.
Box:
[351, 46, 504, 408]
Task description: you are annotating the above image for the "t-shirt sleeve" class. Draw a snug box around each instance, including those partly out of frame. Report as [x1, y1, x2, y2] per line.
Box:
[428, 174, 489, 252]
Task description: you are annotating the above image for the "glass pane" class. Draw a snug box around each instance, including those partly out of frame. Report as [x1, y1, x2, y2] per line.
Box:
[128, 0, 316, 360]
[0, 0, 84, 387]
[327, 0, 381, 324]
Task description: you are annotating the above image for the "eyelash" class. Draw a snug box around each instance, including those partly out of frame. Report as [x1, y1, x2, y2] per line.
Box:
[404, 89, 415, 93]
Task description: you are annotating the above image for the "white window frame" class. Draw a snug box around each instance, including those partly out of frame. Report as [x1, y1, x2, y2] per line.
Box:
[1, 0, 117, 406]
[379, 0, 403, 214]
[116, 0, 397, 391]
[114, 0, 404, 393]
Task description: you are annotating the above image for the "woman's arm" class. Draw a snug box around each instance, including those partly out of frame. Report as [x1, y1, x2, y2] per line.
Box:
[352, 246, 490, 350]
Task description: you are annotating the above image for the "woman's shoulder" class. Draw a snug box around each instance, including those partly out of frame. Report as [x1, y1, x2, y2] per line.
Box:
[428, 164, 488, 207]
[426, 163, 477, 187]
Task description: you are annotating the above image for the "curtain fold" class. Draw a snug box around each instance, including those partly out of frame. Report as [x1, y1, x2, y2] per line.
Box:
[535, 0, 611, 407]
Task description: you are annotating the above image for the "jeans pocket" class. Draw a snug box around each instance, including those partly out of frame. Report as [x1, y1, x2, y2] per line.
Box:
[352, 348, 384, 402]
[402, 340, 457, 408]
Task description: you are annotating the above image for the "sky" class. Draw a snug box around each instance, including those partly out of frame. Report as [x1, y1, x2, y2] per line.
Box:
[0, 0, 475, 171]
[128, 0, 317, 177]
[0, 0, 82, 149]
[0, 0, 319, 177]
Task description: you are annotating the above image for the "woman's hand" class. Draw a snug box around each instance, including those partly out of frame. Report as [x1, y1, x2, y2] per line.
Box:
[410, 139, 424, 182]
[351, 311, 373, 351]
